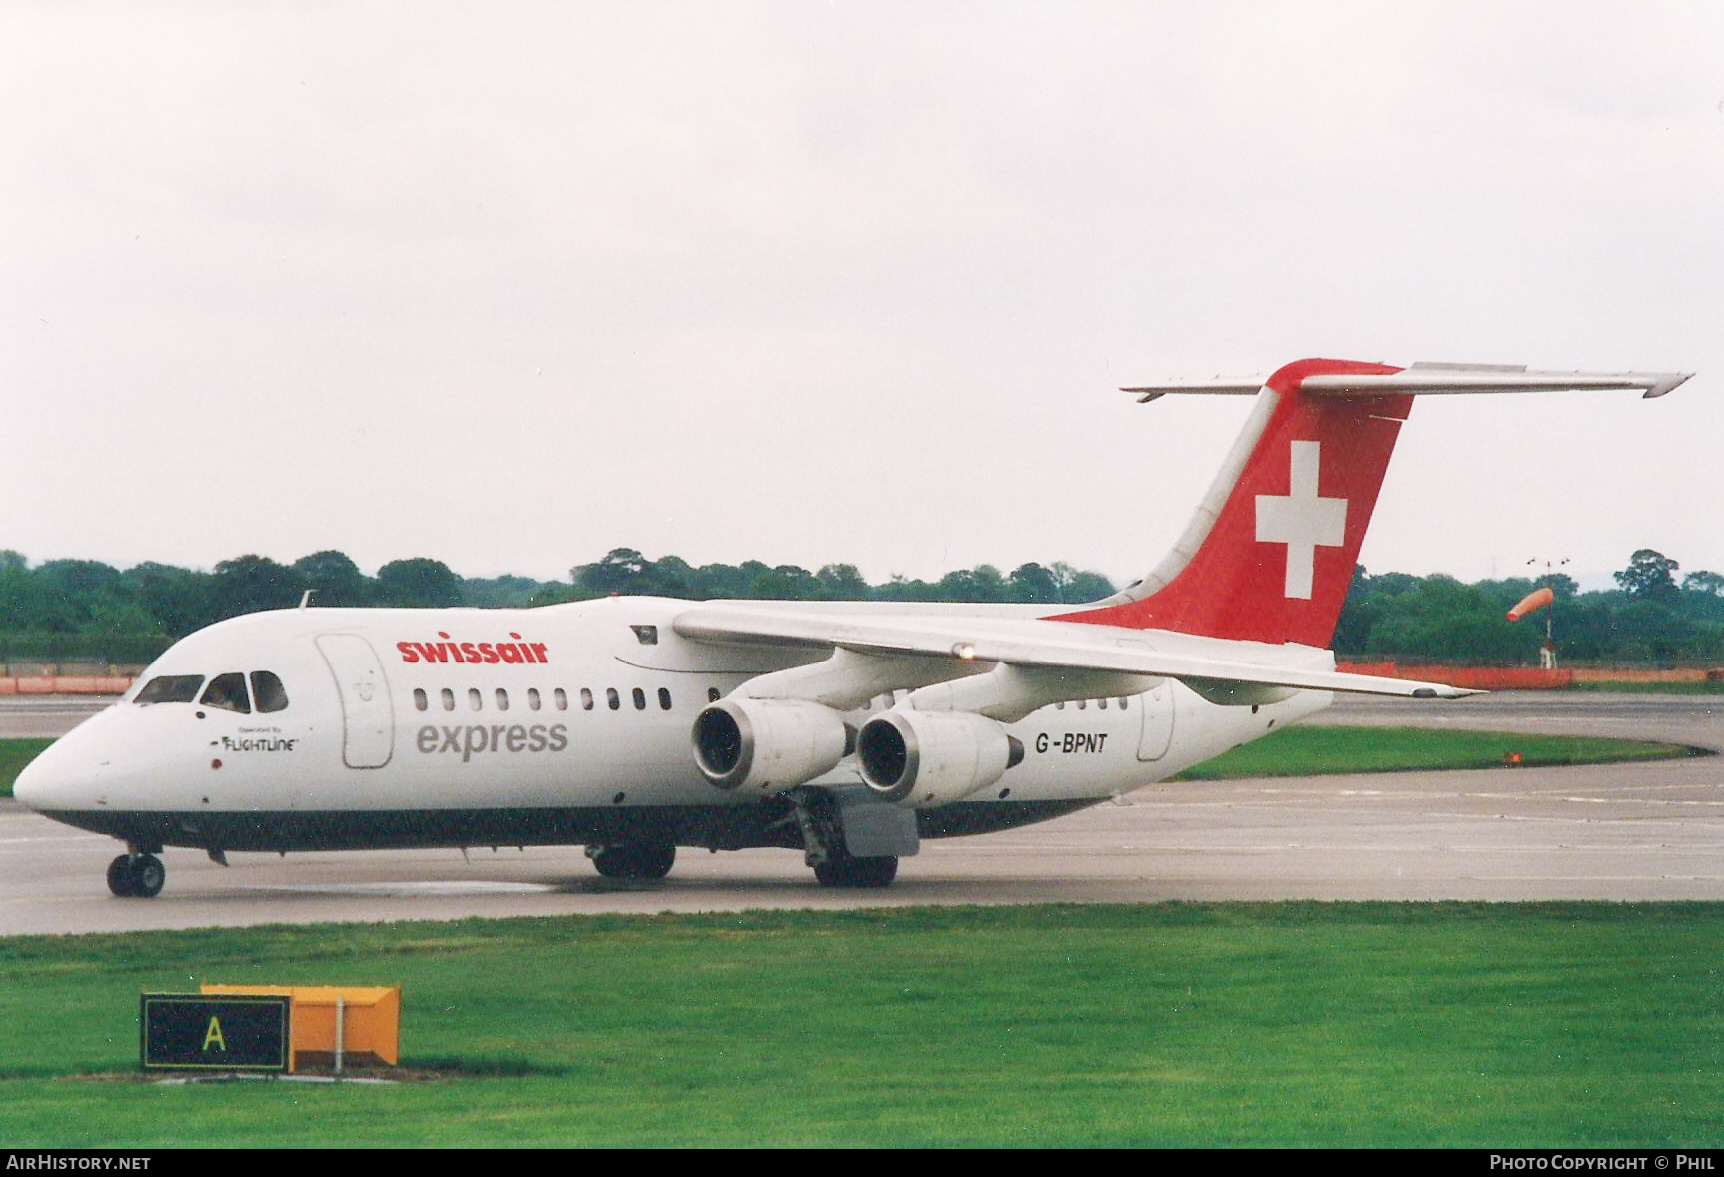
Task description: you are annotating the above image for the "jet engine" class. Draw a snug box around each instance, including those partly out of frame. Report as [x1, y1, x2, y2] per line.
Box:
[692, 698, 850, 795]
[855, 710, 1025, 808]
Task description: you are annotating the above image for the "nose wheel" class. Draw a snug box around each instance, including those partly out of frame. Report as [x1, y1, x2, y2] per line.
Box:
[107, 853, 165, 898]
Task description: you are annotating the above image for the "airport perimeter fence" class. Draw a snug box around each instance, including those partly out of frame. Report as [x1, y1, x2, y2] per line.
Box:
[1337, 661, 1724, 689]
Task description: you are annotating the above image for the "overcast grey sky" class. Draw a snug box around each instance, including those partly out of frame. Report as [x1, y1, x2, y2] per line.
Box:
[4, 1, 1719, 592]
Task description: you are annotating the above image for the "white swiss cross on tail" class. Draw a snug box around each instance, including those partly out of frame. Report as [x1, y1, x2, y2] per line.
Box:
[1254, 440, 1347, 600]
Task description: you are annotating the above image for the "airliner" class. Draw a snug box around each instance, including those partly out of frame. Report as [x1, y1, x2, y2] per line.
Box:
[14, 358, 1689, 896]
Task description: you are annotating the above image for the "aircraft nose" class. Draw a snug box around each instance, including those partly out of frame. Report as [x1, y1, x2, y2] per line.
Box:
[12, 746, 54, 811]
[12, 737, 79, 813]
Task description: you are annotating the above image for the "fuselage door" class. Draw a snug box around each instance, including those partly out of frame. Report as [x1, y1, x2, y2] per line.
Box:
[1136, 682, 1175, 762]
[315, 634, 394, 769]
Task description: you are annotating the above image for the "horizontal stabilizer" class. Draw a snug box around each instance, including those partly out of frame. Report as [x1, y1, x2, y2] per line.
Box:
[1122, 377, 1264, 403]
[1125, 363, 1692, 403]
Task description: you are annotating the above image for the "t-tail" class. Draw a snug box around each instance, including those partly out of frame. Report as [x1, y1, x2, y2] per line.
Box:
[1051, 358, 1692, 648]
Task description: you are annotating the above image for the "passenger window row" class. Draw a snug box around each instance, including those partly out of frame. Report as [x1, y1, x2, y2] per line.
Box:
[135, 671, 290, 714]
[413, 685, 679, 714]
[402, 683, 1137, 717]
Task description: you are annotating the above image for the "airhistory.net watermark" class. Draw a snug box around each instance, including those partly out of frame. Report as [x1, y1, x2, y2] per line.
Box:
[5, 1158, 151, 1171]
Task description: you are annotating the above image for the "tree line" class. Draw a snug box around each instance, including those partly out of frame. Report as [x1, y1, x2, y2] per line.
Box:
[1, 546, 1719, 666]
[1333, 549, 1724, 665]
[0, 547, 1115, 662]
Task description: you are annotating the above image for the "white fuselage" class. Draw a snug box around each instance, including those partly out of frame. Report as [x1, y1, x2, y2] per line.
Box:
[17, 597, 1331, 854]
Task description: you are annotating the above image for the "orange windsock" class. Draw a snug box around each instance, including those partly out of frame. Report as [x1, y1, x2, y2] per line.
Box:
[1507, 586, 1555, 622]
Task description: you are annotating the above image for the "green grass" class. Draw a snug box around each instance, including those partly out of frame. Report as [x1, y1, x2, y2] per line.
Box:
[1, 725, 1699, 800]
[0, 904, 1720, 1147]
[0, 738, 52, 798]
[1174, 725, 1697, 780]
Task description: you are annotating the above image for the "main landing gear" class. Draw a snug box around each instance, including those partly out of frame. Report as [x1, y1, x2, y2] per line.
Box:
[812, 850, 898, 889]
[789, 789, 900, 889]
[107, 851, 165, 898]
[588, 837, 677, 881]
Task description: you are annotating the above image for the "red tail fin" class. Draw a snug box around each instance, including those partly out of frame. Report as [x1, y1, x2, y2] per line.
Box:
[1051, 358, 1412, 647]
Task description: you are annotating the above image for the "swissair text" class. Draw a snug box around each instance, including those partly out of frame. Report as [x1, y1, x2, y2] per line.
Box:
[398, 632, 549, 665]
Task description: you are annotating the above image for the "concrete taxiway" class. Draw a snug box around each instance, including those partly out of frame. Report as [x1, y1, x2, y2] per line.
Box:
[1, 692, 1719, 934]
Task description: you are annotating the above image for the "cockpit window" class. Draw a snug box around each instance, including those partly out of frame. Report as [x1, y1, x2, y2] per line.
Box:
[200, 672, 252, 714]
[251, 671, 289, 713]
[135, 675, 204, 705]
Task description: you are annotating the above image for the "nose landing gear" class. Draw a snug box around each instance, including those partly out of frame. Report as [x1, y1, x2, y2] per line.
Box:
[107, 851, 165, 898]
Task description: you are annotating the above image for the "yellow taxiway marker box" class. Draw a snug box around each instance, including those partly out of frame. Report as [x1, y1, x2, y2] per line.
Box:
[201, 985, 399, 1072]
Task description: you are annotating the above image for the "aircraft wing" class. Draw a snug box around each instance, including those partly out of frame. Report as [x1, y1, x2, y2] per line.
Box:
[671, 605, 1478, 700]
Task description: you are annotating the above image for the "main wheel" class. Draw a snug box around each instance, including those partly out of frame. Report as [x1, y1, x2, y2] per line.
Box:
[813, 853, 898, 889]
[591, 839, 677, 880]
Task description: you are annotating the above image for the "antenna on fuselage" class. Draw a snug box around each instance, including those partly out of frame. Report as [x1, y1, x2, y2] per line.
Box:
[298, 590, 313, 610]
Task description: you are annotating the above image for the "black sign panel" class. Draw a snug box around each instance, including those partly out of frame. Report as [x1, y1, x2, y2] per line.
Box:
[140, 994, 291, 1072]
